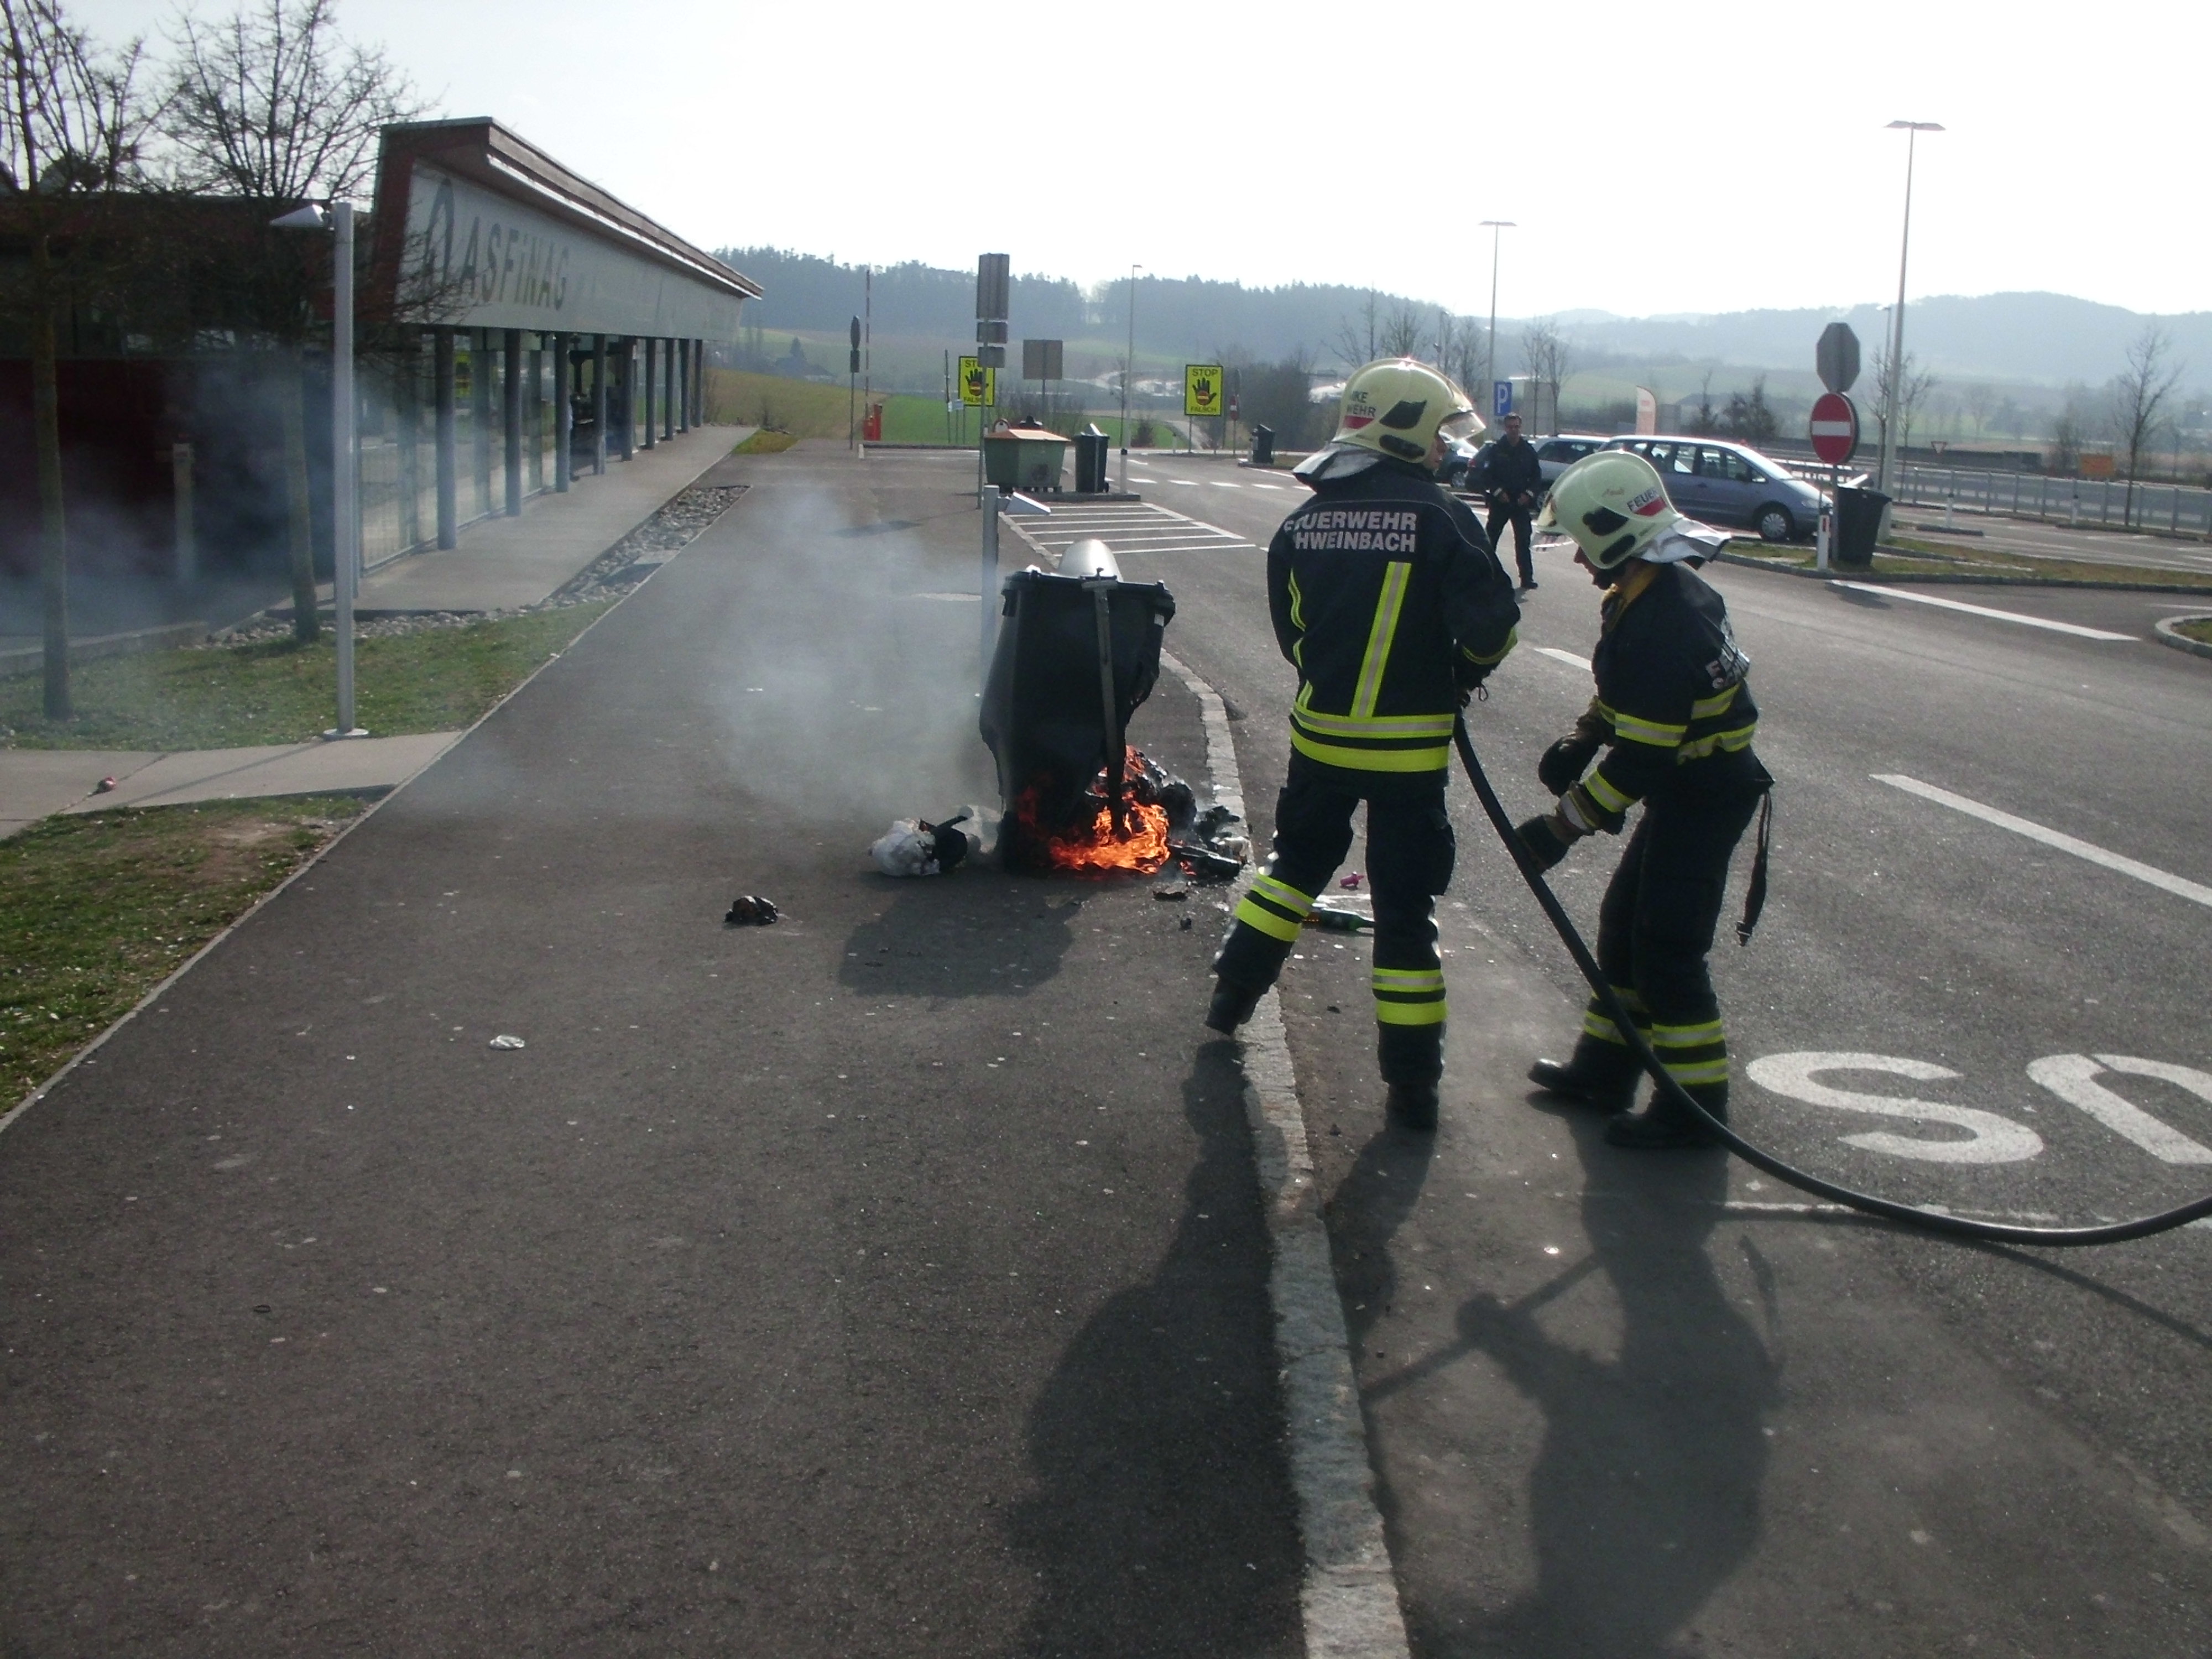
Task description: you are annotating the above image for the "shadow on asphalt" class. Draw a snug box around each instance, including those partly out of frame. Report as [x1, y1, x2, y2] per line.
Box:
[1333, 1120, 1440, 1361]
[1007, 1036, 1303, 1657]
[837, 873, 1082, 999]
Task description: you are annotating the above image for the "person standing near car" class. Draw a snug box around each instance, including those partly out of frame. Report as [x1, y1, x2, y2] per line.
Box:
[1203, 358, 1520, 1131]
[1481, 412, 1544, 591]
[1515, 450, 1772, 1149]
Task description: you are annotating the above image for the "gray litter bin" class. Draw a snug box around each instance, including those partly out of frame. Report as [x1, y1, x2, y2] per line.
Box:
[1832, 486, 1890, 569]
[1250, 424, 1275, 467]
[1073, 424, 1109, 493]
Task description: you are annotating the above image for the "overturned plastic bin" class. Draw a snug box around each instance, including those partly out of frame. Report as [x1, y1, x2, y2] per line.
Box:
[979, 539, 1176, 873]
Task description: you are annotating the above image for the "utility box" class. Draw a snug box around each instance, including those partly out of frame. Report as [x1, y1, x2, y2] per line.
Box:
[1250, 424, 1275, 467]
[1832, 486, 1890, 569]
[1073, 424, 1109, 493]
[984, 422, 1070, 494]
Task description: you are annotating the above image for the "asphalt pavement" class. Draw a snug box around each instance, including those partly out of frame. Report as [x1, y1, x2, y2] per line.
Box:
[1114, 450, 2212, 1656]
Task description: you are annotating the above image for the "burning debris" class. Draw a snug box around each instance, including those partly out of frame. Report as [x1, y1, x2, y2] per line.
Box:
[1007, 745, 1248, 879]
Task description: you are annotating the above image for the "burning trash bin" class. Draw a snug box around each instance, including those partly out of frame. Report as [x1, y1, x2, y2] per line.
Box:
[979, 540, 1176, 873]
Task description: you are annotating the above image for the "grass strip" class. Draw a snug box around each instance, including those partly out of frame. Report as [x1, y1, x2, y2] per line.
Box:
[1719, 536, 2212, 589]
[734, 429, 796, 453]
[2, 796, 366, 1103]
[1, 602, 611, 752]
[2178, 618, 2212, 645]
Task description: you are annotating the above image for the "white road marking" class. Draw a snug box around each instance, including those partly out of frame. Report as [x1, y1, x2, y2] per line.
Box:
[1830, 581, 2136, 641]
[1532, 646, 1592, 671]
[1210, 479, 1242, 487]
[1874, 774, 2212, 909]
[2029, 1055, 2212, 1164]
[1746, 1052, 2044, 1164]
[1253, 482, 1286, 491]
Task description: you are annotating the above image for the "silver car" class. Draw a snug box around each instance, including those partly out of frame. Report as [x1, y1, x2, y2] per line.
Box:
[1601, 436, 1825, 542]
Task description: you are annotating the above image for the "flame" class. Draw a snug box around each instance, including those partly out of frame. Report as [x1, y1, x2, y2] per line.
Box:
[1011, 748, 1172, 874]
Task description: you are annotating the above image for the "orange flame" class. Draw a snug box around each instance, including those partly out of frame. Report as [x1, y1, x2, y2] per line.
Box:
[1011, 748, 1172, 874]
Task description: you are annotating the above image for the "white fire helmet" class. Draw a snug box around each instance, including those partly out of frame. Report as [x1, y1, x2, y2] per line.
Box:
[1536, 450, 1686, 568]
[1331, 358, 1483, 468]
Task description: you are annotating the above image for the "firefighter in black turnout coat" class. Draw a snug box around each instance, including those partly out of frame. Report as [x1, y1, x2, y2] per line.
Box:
[1206, 358, 1521, 1131]
[1517, 450, 1772, 1148]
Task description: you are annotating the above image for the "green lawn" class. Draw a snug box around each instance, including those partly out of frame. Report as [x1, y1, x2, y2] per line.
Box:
[1, 797, 366, 1102]
[2, 603, 612, 752]
[2178, 617, 2212, 644]
[1723, 536, 2212, 590]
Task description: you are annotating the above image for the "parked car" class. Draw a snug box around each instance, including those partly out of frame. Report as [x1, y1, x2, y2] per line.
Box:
[1533, 433, 1609, 488]
[1437, 432, 1481, 488]
[1599, 436, 1824, 542]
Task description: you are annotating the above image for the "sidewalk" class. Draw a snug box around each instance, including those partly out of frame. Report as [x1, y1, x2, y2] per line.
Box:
[0, 732, 462, 839]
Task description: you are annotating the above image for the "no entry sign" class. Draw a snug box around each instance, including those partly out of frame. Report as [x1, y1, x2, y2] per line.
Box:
[1809, 392, 1859, 466]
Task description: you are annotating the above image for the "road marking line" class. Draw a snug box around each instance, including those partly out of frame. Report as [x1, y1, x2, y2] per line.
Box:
[1159, 650, 1410, 1659]
[1210, 479, 1242, 487]
[1830, 581, 2136, 641]
[1532, 646, 1592, 671]
[1253, 482, 1286, 491]
[1874, 774, 2212, 909]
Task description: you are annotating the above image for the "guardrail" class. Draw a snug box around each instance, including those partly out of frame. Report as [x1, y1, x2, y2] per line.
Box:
[1772, 460, 2212, 540]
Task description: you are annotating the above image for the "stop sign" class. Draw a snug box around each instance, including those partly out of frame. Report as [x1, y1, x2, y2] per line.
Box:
[1809, 392, 1858, 465]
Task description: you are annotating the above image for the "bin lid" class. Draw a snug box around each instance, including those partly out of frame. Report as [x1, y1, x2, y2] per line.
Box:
[986, 424, 1069, 445]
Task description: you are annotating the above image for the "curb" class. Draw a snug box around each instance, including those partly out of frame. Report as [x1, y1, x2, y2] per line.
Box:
[2153, 615, 2212, 660]
[1713, 549, 2212, 596]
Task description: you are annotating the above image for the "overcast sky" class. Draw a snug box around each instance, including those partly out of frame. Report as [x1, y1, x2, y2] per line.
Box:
[76, 0, 2207, 321]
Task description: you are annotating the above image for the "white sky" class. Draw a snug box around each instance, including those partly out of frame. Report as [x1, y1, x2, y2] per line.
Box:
[77, 0, 2210, 321]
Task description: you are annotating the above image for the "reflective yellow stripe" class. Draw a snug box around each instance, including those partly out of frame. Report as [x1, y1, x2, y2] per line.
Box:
[1583, 770, 1634, 815]
[1608, 712, 1686, 747]
[1462, 624, 1519, 668]
[1582, 1008, 1629, 1045]
[1660, 1056, 1732, 1086]
[1250, 873, 1316, 913]
[1651, 1020, 1724, 1047]
[1233, 894, 1305, 942]
[1288, 729, 1451, 772]
[1371, 968, 1445, 992]
[1375, 1000, 1448, 1026]
[1690, 684, 1739, 720]
[1287, 572, 1306, 667]
[1290, 707, 1457, 738]
[1676, 722, 1759, 761]
[1350, 561, 1411, 719]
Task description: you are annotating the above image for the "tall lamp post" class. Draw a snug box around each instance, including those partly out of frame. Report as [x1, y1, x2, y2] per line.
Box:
[1479, 220, 1514, 414]
[1119, 262, 1141, 493]
[272, 199, 366, 738]
[1877, 121, 1943, 495]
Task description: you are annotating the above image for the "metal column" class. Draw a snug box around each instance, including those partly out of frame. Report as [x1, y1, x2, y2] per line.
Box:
[676, 340, 690, 434]
[434, 327, 458, 548]
[591, 335, 608, 475]
[616, 340, 635, 461]
[554, 333, 572, 491]
[641, 340, 657, 450]
[503, 327, 523, 514]
[662, 338, 676, 440]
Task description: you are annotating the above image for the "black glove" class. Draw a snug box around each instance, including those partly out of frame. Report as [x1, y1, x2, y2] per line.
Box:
[1514, 813, 1574, 873]
[1537, 733, 1601, 796]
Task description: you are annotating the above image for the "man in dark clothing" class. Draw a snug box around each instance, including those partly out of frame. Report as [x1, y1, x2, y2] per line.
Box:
[1204, 357, 1521, 1130]
[1480, 411, 1545, 591]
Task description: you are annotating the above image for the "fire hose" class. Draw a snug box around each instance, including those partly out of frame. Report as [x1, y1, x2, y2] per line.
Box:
[1452, 716, 2212, 1248]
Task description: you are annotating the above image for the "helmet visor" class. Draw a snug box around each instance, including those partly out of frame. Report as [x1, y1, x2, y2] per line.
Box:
[1437, 409, 1483, 445]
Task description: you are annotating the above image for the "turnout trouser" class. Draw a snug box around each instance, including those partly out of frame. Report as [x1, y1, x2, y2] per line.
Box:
[1579, 753, 1769, 1093]
[1486, 500, 1535, 585]
[1215, 755, 1455, 1086]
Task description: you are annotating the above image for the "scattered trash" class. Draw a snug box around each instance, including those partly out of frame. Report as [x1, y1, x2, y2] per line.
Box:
[1340, 873, 1364, 890]
[723, 895, 780, 926]
[93, 776, 117, 795]
[1305, 904, 1373, 933]
[1178, 915, 1194, 931]
[1168, 840, 1244, 881]
[869, 809, 992, 878]
[488, 1034, 526, 1050]
[1153, 880, 1189, 901]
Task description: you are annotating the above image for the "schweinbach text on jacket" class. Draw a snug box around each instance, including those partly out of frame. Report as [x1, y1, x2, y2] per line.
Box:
[1267, 455, 1520, 776]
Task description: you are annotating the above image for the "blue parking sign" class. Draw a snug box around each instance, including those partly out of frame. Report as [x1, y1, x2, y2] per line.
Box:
[1493, 380, 1513, 418]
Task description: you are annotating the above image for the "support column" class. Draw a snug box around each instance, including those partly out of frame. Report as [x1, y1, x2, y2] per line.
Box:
[616, 339, 635, 461]
[395, 333, 421, 550]
[662, 339, 676, 440]
[591, 335, 608, 476]
[503, 327, 523, 515]
[554, 333, 573, 491]
[524, 336, 544, 495]
[694, 341, 706, 426]
[642, 338, 657, 451]
[434, 327, 457, 548]
[677, 339, 690, 434]
[469, 329, 493, 518]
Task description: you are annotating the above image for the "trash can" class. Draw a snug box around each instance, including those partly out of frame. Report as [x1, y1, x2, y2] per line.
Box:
[1250, 424, 1275, 467]
[1073, 424, 1109, 493]
[1832, 486, 1890, 569]
[984, 422, 1071, 495]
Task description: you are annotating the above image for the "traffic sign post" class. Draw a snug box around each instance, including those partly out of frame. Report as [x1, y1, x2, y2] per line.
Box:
[1817, 322, 1860, 394]
[1808, 390, 1859, 572]
[1493, 379, 1513, 420]
[1185, 364, 1224, 447]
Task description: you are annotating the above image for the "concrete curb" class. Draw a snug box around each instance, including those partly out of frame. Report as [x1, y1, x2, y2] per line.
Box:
[1161, 648, 1413, 1659]
[0, 620, 206, 680]
[1713, 549, 2212, 596]
[2152, 615, 2212, 660]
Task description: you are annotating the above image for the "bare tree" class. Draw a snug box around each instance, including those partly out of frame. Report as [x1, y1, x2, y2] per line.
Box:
[1962, 382, 1995, 439]
[158, 0, 426, 640]
[1377, 298, 1423, 358]
[1871, 342, 1937, 455]
[1521, 320, 1571, 434]
[1329, 291, 1379, 373]
[1, 0, 152, 719]
[1688, 369, 1717, 435]
[2107, 323, 2183, 526]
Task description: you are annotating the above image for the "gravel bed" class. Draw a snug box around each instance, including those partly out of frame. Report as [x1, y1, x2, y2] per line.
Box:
[211, 483, 750, 646]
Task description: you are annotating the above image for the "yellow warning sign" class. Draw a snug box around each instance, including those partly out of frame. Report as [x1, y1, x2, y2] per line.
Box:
[1184, 364, 1224, 419]
[959, 356, 996, 408]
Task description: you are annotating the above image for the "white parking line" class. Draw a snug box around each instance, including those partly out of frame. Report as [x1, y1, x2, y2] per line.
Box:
[1875, 774, 2212, 909]
[1252, 483, 1286, 491]
[1209, 480, 1242, 488]
[1532, 646, 1592, 671]
[1830, 582, 2137, 641]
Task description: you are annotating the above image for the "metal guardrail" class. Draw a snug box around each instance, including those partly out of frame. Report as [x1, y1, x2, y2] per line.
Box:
[1772, 460, 2212, 540]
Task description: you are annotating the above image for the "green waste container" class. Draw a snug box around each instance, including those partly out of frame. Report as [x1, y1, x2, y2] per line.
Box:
[984, 423, 1070, 495]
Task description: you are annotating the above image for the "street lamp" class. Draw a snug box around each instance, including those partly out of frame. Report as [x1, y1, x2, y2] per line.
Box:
[1479, 221, 1514, 417]
[1877, 121, 1943, 495]
[1119, 262, 1141, 493]
[270, 198, 366, 738]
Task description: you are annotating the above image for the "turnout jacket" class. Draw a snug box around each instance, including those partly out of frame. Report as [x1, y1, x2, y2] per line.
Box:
[1268, 456, 1520, 775]
[1477, 434, 1544, 503]
[1563, 561, 1760, 828]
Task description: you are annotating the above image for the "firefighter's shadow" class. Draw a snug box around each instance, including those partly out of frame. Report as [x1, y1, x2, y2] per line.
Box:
[1436, 1120, 1780, 1658]
[1006, 1038, 1303, 1657]
[1335, 1121, 1441, 1359]
[836, 874, 1081, 999]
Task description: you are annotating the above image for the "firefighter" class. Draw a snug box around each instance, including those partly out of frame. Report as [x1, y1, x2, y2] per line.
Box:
[1205, 358, 1521, 1131]
[1516, 450, 1772, 1149]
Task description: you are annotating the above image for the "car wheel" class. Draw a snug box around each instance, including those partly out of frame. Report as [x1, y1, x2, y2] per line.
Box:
[1755, 503, 1796, 542]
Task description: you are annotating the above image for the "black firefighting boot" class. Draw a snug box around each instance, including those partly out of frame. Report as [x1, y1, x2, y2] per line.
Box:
[1204, 977, 1264, 1035]
[1526, 1035, 1642, 1114]
[1604, 1079, 1729, 1150]
[1386, 1082, 1440, 1133]
[1379, 1025, 1443, 1133]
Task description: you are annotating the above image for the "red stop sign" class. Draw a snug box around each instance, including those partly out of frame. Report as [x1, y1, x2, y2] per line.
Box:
[1809, 392, 1858, 465]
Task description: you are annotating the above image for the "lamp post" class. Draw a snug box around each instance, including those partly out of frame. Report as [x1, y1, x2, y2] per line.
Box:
[1119, 262, 1141, 493]
[1877, 121, 1943, 495]
[1480, 220, 1514, 414]
[272, 199, 366, 738]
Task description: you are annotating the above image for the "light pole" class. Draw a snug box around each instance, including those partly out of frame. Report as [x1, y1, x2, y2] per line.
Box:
[1479, 221, 1514, 416]
[1877, 121, 1943, 495]
[1119, 262, 1141, 493]
[272, 199, 366, 738]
